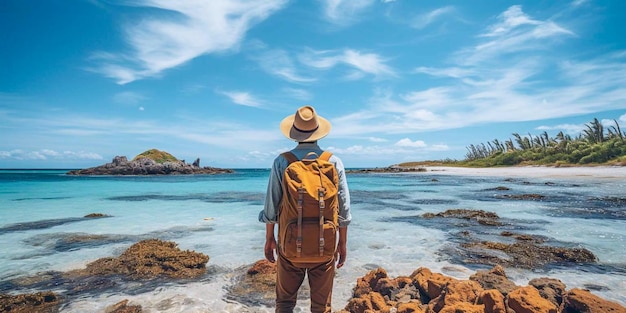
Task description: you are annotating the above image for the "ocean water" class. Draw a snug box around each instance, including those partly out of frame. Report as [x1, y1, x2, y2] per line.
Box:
[0, 169, 624, 312]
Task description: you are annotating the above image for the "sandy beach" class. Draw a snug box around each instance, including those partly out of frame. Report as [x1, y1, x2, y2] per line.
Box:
[422, 165, 626, 179]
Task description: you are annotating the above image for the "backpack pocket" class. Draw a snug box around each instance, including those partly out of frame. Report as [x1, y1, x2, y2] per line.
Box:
[280, 218, 337, 264]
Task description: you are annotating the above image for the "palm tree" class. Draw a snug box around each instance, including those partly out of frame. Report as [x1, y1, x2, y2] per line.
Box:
[583, 118, 604, 143]
[607, 119, 624, 140]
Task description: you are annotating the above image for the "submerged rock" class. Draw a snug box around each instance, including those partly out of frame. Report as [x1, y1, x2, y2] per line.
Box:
[422, 209, 502, 226]
[68, 239, 209, 280]
[225, 259, 278, 307]
[105, 299, 142, 313]
[0, 291, 60, 313]
[564, 288, 626, 313]
[461, 241, 597, 269]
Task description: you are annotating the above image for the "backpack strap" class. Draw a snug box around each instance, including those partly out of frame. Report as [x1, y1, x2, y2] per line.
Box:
[319, 151, 333, 161]
[281, 152, 299, 164]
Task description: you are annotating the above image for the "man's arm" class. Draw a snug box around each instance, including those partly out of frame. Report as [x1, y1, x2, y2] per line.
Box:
[336, 226, 348, 268]
[264, 223, 277, 263]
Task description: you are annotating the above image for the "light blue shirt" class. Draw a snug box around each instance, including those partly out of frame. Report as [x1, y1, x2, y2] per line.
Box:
[258, 142, 351, 227]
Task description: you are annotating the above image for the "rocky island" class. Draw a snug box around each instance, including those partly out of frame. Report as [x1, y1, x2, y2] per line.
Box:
[66, 149, 233, 175]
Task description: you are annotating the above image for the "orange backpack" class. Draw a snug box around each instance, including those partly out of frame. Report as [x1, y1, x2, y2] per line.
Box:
[278, 151, 339, 265]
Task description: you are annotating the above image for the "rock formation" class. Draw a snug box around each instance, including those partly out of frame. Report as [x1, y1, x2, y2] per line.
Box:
[67, 149, 233, 175]
[0, 291, 60, 313]
[337, 265, 626, 313]
[67, 239, 209, 280]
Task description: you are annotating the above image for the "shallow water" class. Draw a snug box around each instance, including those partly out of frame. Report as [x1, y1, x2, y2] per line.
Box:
[0, 169, 624, 312]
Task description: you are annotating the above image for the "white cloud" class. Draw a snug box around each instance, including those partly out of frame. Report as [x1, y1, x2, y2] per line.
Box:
[113, 91, 146, 105]
[92, 0, 288, 84]
[620, 113, 626, 123]
[219, 90, 263, 107]
[299, 49, 395, 78]
[282, 88, 313, 101]
[321, 0, 375, 24]
[571, 0, 589, 7]
[368, 137, 387, 142]
[329, 6, 626, 138]
[327, 139, 449, 156]
[411, 6, 454, 29]
[455, 5, 574, 66]
[536, 124, 585, 135]
[0, 149, 103, 161]
[255, 49, 316, 83]
[482, 5, 541, 37]
[395, 138, 426, 148]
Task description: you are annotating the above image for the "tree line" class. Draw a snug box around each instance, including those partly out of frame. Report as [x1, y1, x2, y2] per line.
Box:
[463, 118, 626, 166]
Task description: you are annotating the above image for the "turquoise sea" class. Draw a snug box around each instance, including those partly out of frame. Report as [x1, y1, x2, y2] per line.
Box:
[0, 169, 624, 312]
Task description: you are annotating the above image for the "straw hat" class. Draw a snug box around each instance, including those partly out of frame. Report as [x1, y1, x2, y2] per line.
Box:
[280, 105, 331, 142]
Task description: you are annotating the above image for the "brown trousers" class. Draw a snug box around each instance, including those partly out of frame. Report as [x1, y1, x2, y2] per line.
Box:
[275, 252, 335, 313]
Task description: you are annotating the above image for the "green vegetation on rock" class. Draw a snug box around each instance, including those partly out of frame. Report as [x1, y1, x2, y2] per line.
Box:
[132, 149, 179, 164]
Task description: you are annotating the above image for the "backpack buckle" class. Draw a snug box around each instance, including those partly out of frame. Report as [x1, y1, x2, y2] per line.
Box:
[296, 237, 302, 255]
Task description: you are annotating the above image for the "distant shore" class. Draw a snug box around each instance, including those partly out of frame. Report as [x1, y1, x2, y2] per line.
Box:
[419, 165, 626, 179]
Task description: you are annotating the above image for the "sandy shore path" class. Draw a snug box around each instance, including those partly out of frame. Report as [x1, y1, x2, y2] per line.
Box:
[421, 166, 626, 179]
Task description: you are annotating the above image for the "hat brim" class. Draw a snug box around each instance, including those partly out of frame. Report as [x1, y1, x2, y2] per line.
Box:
[280, 115, 331, 142]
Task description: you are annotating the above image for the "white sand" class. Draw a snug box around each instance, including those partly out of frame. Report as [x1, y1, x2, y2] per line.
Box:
[422, 166, 626, 180]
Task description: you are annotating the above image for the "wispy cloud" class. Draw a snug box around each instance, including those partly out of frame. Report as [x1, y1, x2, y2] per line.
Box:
[0, 149, 103, 161]
[327, 139, 449, 157]
[331, 5, 626, 138]
[254, 49, 316, 83]
[113, 91, 146, 105]
[320, 0, 375, 24]
[91, 0, 288, 84]
[218, 90, 263, 107]
[411, 6, 455, 29]
[282, 88, 313, 101]
[299, 49, 395, 79]
[536, 124, 586, 135]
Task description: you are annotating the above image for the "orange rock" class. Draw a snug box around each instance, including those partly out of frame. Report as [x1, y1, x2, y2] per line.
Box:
[411, 267, 456, 301]
[470, 265, 518, 296]
[395, 276, 413, 288]
[506, 286, 558, 313]
[246, 259, 276, 275]
[345, 296, 372, 313]
[528, 277, 566, 308]
[354, 268, 389, 298]
[396, 300, 425, 313]
[563, 288, 626, 313]
[368, 292, 390, 312]
[478, 289, 507, 313]
[375, 277, 399, 298]
[430, 280, 484, 313]
[439, 303, 485, 313]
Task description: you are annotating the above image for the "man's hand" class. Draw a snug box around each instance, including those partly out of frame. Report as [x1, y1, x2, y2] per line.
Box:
[335, 241, 347, 268]
[336, 226, 348, 269]
[264, 238, 277, 263]
[264, 224, 277, 263]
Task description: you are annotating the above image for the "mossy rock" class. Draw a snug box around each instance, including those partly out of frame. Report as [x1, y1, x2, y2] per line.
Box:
[132, 149, 178, 164]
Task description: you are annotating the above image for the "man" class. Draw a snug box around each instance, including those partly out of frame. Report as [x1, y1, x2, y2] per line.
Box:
[259, 105, 351, 313]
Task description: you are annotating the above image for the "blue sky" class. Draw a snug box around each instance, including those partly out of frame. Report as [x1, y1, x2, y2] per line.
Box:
[1, 0, 626, 169]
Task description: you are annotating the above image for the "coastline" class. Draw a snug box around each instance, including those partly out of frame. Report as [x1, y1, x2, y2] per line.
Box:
[419, 165, 626, 179]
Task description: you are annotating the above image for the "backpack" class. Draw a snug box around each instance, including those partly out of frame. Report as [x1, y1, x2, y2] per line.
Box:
[278, 151, 339, 265]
